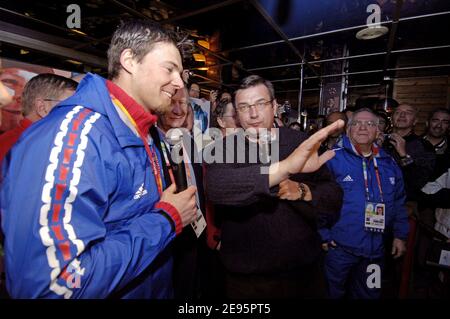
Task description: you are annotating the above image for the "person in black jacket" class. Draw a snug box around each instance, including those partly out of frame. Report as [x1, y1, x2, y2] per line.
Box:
[204, 75, 343, 299]
[383, 104, 435, 200]
[157, 87, 208, 299]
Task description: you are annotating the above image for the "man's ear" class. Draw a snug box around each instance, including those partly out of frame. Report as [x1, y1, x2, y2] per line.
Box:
[119, 49, 137, 75]
[217, 116, 226, 129]
[35, 98, 47, 118]
[272, 99, 278, 117]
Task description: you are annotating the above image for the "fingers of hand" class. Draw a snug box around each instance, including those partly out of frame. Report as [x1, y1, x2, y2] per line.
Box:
[318, 150, 336, 166]
[300, 120, 342, 151]
[166, 183, 177, 192]
[391, 246, 397, 255]
[278, 180, 288, 189]
[277, 188, 287, 197]
[182, 185, 197, 196]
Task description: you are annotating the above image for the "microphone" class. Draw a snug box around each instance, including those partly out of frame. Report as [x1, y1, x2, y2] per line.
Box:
[166, 128, 188, 193]
[259, 129, 275, 164]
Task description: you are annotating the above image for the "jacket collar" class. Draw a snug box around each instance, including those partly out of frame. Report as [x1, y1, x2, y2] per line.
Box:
[106, 80, 158, 135]
[57, 73, 154, 148]
[342, 135, 385, 158]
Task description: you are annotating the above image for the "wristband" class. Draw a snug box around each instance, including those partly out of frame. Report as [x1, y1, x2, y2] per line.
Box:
[298, 183, 306, 201]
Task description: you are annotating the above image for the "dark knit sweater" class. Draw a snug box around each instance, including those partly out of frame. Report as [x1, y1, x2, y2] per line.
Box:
[204, 127, 343, 275]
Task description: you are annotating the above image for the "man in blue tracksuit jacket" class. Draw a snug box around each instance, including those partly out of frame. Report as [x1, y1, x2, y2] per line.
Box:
[0, 20, 198, 298]
[320, 108, 409, 299]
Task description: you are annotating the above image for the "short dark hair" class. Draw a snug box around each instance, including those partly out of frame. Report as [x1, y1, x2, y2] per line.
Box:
[235, 75, 275, 103]
[107, 19, 179, 80]
[326, 111, 348, 125]
[188, 82, 200, 90]
[428, 107, 450, 121]
[211, 98, 233, 128]
[22, 73, 78, 116]
[375, 110, 389, 123]
[288, 121, 302, 130]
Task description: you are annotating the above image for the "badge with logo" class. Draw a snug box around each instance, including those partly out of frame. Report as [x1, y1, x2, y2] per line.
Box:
[364, 202, 385, 232]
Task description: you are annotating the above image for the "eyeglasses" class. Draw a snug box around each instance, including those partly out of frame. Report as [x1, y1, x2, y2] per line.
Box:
[349, 120, 378, 128]
[236, 99, 272, 113]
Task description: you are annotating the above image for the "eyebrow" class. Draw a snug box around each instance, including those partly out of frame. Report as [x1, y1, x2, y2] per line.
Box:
[238, 98, 269, 104]
[164, 61, 182, 72]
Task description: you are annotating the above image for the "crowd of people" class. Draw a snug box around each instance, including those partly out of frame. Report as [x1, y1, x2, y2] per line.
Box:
[0, 19, 448, 299]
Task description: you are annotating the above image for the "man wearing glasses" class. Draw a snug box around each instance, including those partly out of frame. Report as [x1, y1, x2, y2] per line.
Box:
[321, 108, 409, 299]
[205, 75, 343, 298]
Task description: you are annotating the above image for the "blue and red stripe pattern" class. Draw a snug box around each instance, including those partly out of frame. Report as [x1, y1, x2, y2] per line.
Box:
[39, 105, 101, 298]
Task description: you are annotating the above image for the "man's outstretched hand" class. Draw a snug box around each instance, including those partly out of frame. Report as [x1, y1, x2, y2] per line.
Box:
[269, 119, 345, 187]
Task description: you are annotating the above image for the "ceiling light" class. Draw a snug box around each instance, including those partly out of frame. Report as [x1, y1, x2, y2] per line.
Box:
[356, 26, 389, 40]
[196, 67, 209, 71]
[71, 29, 87, 36]
[193, 53, 206, 62]
[66, 59, 82, 65]
[198, 40, 210, 50]
[20, 49, 29, 55]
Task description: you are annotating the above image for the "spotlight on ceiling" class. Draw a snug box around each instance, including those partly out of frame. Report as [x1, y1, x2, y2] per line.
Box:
[198, 40, 210, 50]
[356, 25, 388, 40]
[193, 53, 206, 62]
[66, 59, 83, 65]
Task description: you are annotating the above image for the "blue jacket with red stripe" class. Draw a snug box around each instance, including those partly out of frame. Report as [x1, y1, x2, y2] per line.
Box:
[319, 136, 409, 258]
[0, 73, 181, 298]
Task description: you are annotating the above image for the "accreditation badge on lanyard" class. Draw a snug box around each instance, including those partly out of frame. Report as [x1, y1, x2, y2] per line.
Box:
[181, 143, 207, 238]
[365, 202, 385, 232]
[362, 158, 385, 233]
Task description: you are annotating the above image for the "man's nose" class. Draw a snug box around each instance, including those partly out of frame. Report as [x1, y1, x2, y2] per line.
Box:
[172, 72, 184, 89]
[172, 102, 182, 114]
[359, 123, 369, 130]
[249, 105, 259, 118]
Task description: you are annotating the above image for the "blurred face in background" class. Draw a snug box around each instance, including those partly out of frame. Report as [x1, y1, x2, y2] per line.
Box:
[158, 88, 189, 133]
[0, 68, 37, 131]
[392, 104, 417, 130]
[0, 68, 36, 111]
[220, 92, 232, 102]
[189, 83, 200, 98]
[217, 102, 238, 134]
[326, 112, 346, 138]
[428, 111, 450, 139]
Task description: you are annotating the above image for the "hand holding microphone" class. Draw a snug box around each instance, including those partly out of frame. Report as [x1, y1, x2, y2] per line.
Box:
[166, 128, 188, 193]
[160, 184, 197, 227]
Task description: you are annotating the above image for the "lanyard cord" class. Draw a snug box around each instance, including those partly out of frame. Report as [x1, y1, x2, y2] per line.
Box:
[159, 140, 176, 185]
[362, 157, 384, 203]
[373, 158, 384, 203]
[111, 95, 163, 196]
